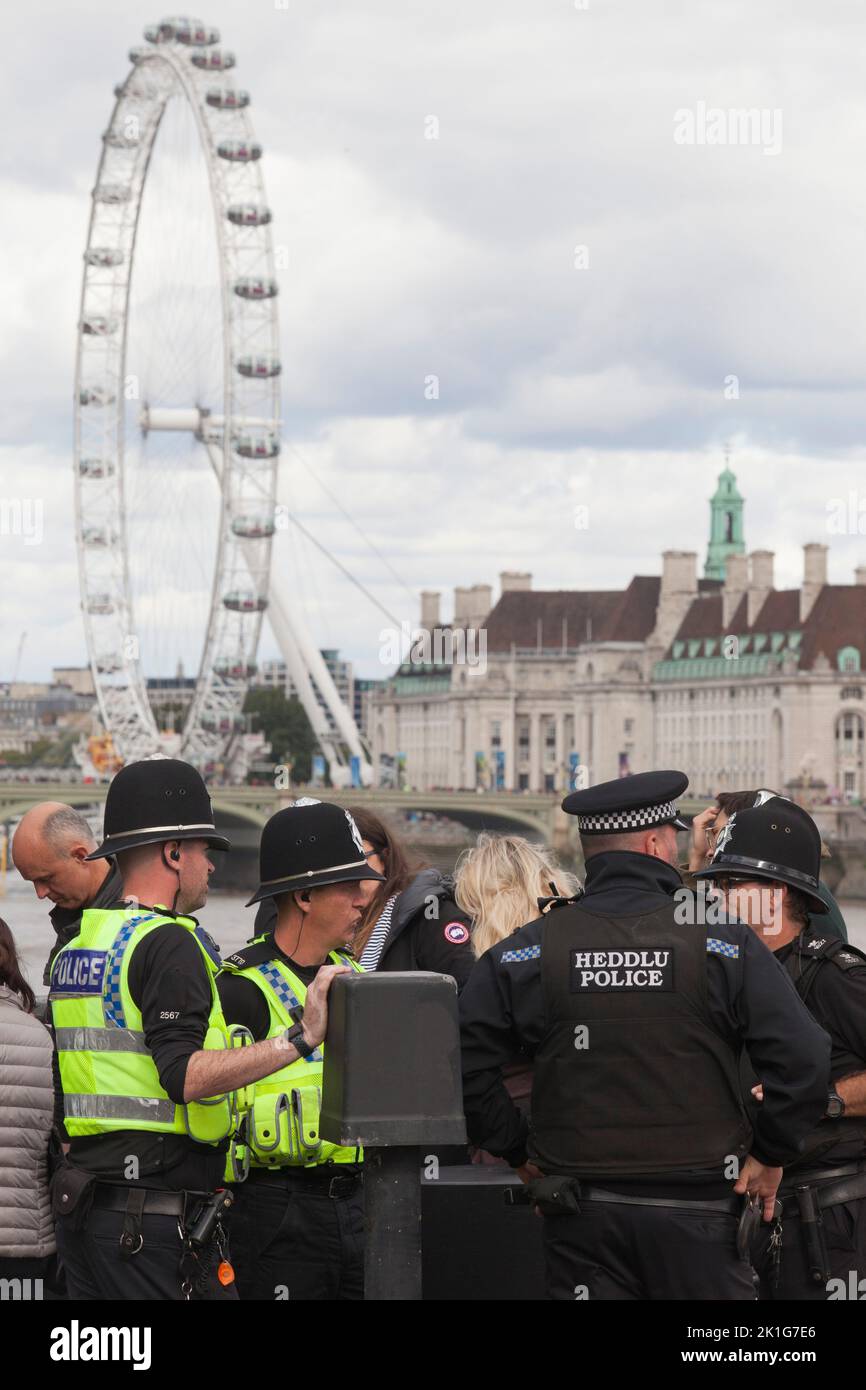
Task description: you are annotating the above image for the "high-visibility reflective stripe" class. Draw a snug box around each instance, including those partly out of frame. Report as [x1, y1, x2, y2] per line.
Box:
[64, 1094, 176, 1124]
[54, 1027, 148, 1054]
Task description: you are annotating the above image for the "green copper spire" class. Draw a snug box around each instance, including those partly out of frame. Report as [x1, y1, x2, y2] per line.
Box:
[705, 458, 745, 580]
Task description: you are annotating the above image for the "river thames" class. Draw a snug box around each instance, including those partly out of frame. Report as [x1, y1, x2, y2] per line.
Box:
[4, 871, 866, 997]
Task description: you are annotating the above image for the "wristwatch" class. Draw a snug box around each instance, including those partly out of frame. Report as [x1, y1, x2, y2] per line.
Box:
[283, 1020, 315, 1059]
[825, 1088, 846, 1120]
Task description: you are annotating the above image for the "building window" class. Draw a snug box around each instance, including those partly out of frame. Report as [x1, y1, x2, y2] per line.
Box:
[544, 773, 555, 792]
[837, 713, 865, 745]
[838, 646, 862, 674]
[490, 720, 502, 748]
[518, 772, 529, 790]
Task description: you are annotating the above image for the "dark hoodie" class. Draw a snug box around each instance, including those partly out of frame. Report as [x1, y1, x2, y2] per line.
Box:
[253, 867, 476, 991]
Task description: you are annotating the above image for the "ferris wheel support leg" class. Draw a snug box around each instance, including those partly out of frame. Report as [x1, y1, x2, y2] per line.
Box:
[203, 440, 373, 787]
[264, 586, 349, 785]
[267, 540, 374, 788]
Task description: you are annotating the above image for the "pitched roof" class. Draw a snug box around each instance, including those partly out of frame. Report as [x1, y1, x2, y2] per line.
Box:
[665, 584, 866, 670]
[800, 586, 866, 670]
[483, 589, 624, 653]
[603, 576, 662, 641]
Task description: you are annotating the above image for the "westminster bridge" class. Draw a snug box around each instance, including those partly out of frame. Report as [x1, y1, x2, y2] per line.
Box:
[2, 783, 866, 895]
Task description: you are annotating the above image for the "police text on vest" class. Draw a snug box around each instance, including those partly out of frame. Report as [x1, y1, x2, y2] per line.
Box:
[570, 949, 674, 992]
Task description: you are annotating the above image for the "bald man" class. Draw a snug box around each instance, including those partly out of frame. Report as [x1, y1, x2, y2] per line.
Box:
[12, 803, 122, 986]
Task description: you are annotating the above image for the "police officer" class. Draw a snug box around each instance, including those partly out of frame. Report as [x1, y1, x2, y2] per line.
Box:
[697, 797, 866, 1299]
[50, 761, 347, 1301]
[459, 770, 832, 1301]
[217, 799, 384, 1300]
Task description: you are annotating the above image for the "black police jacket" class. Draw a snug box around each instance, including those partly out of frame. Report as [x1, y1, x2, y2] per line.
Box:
[459, 851, 831, 1178]
[252, 868, 475, 991]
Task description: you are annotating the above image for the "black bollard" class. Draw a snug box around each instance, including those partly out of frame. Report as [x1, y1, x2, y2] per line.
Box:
[320, 972, 466, 1301]
[363, 1146, 422, 1300]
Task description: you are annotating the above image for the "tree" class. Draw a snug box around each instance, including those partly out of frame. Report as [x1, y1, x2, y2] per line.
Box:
[243, 687, 318, 783]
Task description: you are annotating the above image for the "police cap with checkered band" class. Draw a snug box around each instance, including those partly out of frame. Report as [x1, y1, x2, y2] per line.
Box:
[246, 798, 385, 906]
[562, 769, 690, 836]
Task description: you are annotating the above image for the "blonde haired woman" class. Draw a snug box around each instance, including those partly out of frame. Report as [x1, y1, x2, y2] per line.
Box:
[455, 834, 582, 959]
[454, 835, 581, 1165]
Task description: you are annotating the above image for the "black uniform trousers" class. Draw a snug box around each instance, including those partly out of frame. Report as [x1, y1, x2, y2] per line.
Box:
[56, 1206, 238, 1301]
[543, 1198, 756, 1301]
[229, 1169, 364, 1301]
[752, 1196, 866, 1300]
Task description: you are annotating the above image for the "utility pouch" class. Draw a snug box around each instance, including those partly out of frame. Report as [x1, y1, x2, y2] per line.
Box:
[50, 1163, 96, 1231]
[794, 1185, 832, 1286]
[736, 1194, 763, 1261]
[248, 1092, 293, 1159]
[292, 1086, 323, 1161]
[527, 1175, 582, 1217]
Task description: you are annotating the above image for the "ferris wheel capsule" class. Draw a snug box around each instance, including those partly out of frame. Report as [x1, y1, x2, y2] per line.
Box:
[79, 386, 116, 406]
[85, 248, 125, 267]
[226, 202, 271, 226]
[191, 48, 235, 71]
[81, 525, 117, 548]
[233, 276, 277, 300]
[232, 430, 280, 459]
[79, 457, 115, 478]
[214, 658, 257, 679]
[129, 46, 148, 64]
[231, 513, 277, 538]
[175, 19, 220, 45]
[235, 353, 281, 379]
[201, 712, 247, 733]
[114, 79, 160, 100]
[80, 315, 118, 337]
[217, 139, 261, 163]
[86, 594, 116, 615]
[94, 183, 132, 204]
[104, 126, 141, 149]
[223, 590, 268, 614]
[206, 87, 249, 110]
[95, 653, 124, 674]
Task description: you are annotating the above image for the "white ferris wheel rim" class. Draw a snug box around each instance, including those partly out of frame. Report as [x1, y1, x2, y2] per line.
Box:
[74, 20, 281, 779]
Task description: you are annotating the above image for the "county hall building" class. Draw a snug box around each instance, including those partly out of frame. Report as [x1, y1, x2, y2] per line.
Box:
[371, 469, 866, 802]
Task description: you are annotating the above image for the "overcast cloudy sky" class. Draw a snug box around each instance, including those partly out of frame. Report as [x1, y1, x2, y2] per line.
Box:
[3, 0, 866, 683]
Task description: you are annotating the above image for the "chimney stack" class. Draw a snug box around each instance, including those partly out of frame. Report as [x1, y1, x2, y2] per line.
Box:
[747, 550, 774, 627]
[453, 584, 493, 629]
[801, 543, 828, 623]
[651, 551, 698, 652]
[722, 552, 749, 628]
[420, 590, 440, 630]
[500, 571, 532, 593]
[855, 566, 866, 587]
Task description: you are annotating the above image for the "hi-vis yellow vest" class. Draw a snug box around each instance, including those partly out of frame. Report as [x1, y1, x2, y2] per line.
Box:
[50, 906, 239, 1145]
[218, 937, 363, 1168]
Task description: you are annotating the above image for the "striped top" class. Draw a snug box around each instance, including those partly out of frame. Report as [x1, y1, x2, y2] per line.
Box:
[358, 894, 399, 971]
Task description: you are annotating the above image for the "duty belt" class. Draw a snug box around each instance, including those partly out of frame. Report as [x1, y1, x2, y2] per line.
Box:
[774, 1161, 866, 1287]
[245, 1166, 362, 1198]
[779, 1163, 866, 1217]
[578, 1184, 741, 1217]
[91, 1182, 210, 1217]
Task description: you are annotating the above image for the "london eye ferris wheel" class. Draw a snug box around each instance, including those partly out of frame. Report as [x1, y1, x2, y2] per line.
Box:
[74, 16, 282, 781]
